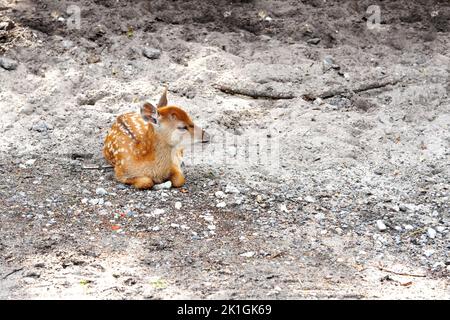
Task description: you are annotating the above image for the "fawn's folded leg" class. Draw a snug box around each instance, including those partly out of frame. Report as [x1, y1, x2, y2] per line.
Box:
[115, 167, 154, 189]
[129, 176, 154, 189]
[169, 165, 185, 188]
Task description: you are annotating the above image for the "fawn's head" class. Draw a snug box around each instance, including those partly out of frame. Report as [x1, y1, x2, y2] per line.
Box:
[141, 87, 210, 147]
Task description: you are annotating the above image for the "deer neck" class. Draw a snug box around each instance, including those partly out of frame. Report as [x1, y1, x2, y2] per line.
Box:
[153, 130, 178, 158]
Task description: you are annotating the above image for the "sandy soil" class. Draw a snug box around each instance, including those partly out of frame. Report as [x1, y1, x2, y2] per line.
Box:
[0, 0, 449, 299]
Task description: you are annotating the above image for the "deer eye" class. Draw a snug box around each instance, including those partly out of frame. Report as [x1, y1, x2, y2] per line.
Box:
[178, 125, 188, 131]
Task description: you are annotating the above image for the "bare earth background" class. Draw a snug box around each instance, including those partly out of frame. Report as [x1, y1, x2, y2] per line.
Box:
[0, 0, 449, 299]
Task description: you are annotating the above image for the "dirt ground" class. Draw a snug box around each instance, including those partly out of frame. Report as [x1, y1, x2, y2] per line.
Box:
[0, 0, 449, 299]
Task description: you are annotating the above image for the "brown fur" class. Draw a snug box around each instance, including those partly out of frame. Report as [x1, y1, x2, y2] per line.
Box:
[103, 89, 208, 189]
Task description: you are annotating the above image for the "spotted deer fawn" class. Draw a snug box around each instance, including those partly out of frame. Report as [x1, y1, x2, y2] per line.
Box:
[103, 88, 210, 189]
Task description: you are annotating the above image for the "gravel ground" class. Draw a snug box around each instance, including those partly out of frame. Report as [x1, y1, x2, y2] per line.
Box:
[0, 0, 449, 299]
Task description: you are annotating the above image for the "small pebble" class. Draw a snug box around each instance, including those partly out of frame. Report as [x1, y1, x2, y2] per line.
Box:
[376, 220, 387, 231]
[424, 249, 435, 257]
[307, 38, 321, 45]
[25, 159, 36, 166]
[142, 47, 161, 59]
[153, 208, 165, 216]
[31, 121, 53, 132]
[215, 191, 226, 199]
[174, 201, 182, 210]
[216, 201, 226, 208]
[0, 57, 18, 70]
[240, 251, 255, 258]
[323, 55, 338, 71]
[153, 181, 172, 190]
[314, 98, 324, 105]
[203, 215, 214, 222]
[225, 184, 240, 194]
[427, 228, 436, 239]
[95, 187, 107, 196]
[89, 198, 100, 205]
[436, 226, 445, 233]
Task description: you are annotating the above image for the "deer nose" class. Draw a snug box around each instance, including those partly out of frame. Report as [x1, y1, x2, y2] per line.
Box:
[201, 129, 211, 143]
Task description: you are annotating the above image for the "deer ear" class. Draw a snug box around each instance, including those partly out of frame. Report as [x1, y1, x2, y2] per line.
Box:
[157, 86, 168, 108]
[141, 102, 159, 125]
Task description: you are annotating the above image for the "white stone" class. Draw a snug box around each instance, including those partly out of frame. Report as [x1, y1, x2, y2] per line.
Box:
[427, 228, 437, 239]
[89, 198, 100, 205]
[215, 191, 226, 199]
[25, 159, 36, 165]
[203, 215, 214, 222]
[153, 208, 165, 216]
[225, 184, 240, 194]
[314, 98, 323, 105]
[424, 249, 435, 257]
[216, 201, 226, 208]
[436, 226, 445, 233]
[175, 201, 182, 210]
[376, 220, 387, 231]
[153, 181, 172, 190]
[240, 251, 255, 258]
[95, 187, 108, 196]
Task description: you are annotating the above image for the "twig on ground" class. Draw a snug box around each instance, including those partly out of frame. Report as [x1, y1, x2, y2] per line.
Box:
[81, 164, 113, 170]
[101, 286, 119, 292]
[214, 84, 296, 100]
[269, 251, 285, 259]
[376, 263, 426, 277]
[2, 267, 24, 279]
[302, 77, 403, 101]
[215, 77, 402, 101]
